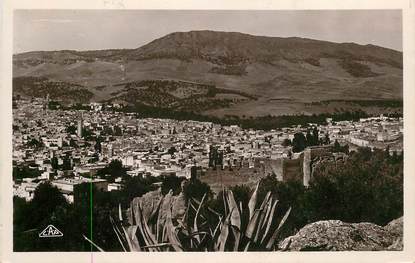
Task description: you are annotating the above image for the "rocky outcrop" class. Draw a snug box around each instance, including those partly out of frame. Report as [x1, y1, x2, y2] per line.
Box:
[384, 217, 403, 250]
[279, 217, 403, 251]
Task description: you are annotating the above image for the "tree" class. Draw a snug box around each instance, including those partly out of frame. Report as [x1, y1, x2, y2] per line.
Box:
[333, 140, 349, 153]
[312, 126, 319, 146]
[305, 147, 403, 225]
[114, 126, 122, 136]
[96, 160, 127, 182]
[51, 156, 59, 170]
[13, 166, 41, 180]
[256, 175, 307, 235]
[14, 182, 72, 251]
[281, 138, 291, 147]
[120, 175, 158, 206]
[230, 185, 251, 207]
[292, 132, 306, 152]
[48, 101, 61, 110]
[306, 130, 313, 147]
[30, 182, 69, 223]
[62, 155, 72, 170]
[82, 127, 93, 140]
[167, 146, 177, 155]
[161, 174, 184, 195]
[27, 138, 44, 149]
[323, 133, 330, 145]
[66, 125, 77, 135]
[333, 140, 341, 152]
[94, 136, 103, 153]
[183, 178, 213, 201]
[69, 138, 78, 148]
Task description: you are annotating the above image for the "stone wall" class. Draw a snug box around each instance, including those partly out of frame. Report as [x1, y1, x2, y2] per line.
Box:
[257, 145, 345, 187]
[263, 157, 302, 182]
[303, 145, 334, 187]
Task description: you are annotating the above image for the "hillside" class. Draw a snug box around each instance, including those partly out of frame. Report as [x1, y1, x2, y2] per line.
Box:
[13, 30, 403, 117]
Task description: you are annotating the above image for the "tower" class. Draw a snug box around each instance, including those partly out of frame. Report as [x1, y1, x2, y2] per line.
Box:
[77, 113, 83, 138]
[303, 148, 312, 187]
[44, 93, 50, 111]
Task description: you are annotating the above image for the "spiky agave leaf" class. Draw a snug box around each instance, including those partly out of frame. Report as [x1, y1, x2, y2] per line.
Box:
[182, 201, 190, 223]
[212, 215, 223, 239]
[83, 234, 105, 252]
[223, 189, 228, 216]
[230, 225, 241, 251]
[265, 206, 292, 250]
[245, 191, 270, 240]
[127, 207, 134, 225]
[260, 196, 274, 232]
[191, 197, 222, 217]
[176, 218, 190, 236]
[227, 190, 241, 230]
[243, 240, 251, 251]
[193, 193, 207, 243]
[254, 192, 272, 242]
[118, 203, 123, 222]
[140, 211, 159, 251]
[260, 199, 279, 244]
[148, 196, 163, 223]
[158, 191, 174, 243]
[165, 202, 183, 251]
[122, 225, 141, 251]
[131, 200, 159, 251]
[110, 215, 127, 252]
[226, 190, 241, 250]
[215, 209, 233, 251]
[248, 182, 260, 220]
[245, 208, 261, 239]
[131, 201, 151, 249]
[141, 243, 173, 249]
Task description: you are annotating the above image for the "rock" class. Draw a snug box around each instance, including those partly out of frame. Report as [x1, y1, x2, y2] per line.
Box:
[387, 237, 403, 251]
[384, 217, 403, 236]
[384, 217, 403, 250]
[279, 217, 403, 251]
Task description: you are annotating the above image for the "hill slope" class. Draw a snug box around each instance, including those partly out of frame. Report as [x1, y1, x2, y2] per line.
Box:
[13, 30, 403, 116]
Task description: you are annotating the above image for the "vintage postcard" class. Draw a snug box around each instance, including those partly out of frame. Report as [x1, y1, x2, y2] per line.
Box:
[1, 0, 414, 262]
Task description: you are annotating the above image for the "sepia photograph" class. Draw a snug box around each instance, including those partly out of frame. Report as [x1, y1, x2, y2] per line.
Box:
[10, 9, 405, 253]
[2, 2, 414, 262]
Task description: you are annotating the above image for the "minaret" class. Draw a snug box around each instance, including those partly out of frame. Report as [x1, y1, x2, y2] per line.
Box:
[44, 93, 50, 112]
[77, 113, 83, 138]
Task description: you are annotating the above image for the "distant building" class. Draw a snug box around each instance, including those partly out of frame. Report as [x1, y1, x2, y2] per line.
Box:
[108, 183, 122, 191]
[52, 177, 108, 203]
[77, 114, 83, 138]
[348, 136, 369, 147]
[13, 179, 40, 201]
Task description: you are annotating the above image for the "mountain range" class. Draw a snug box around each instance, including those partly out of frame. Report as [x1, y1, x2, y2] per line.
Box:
[13, 30, 403, 117]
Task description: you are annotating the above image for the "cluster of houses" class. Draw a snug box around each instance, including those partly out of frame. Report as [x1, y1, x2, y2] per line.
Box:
[12, 97, 403, 203]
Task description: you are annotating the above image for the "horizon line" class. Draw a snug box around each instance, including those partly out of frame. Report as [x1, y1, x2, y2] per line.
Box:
[13, 30, 402, 55]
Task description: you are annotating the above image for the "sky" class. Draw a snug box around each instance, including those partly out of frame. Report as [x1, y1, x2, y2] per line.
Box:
[13, 9, 402, 54]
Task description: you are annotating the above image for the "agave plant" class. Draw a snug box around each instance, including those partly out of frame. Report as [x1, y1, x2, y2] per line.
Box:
[86, 183, 291, 251]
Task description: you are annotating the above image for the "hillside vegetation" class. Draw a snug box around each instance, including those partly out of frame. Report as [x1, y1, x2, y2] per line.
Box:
[13, 30, 403, 117]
